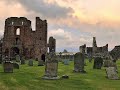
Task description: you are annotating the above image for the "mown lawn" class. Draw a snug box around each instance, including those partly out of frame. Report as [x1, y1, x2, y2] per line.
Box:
[0, 60, 120, 90]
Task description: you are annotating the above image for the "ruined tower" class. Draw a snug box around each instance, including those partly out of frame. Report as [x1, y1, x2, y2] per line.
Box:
[2, 17, 47, 60]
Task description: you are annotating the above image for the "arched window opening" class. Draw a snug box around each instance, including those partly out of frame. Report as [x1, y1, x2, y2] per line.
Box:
[16, 28, 20, 35]
[22, 21, 24, 25]
[12, 21, 14, 25]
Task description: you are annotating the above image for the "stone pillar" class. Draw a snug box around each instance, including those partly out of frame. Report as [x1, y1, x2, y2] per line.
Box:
[92, 37, 97, 55]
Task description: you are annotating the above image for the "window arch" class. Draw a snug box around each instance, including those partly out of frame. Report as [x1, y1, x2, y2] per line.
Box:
[16, 28, 20, 35]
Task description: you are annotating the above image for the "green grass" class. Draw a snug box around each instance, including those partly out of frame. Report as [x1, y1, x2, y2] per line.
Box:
[0, 60, 120, 90]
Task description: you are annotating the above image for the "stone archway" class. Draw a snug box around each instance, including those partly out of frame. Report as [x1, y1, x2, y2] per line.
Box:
[11, 47, 20, 56]
[41, 54, 45, 62]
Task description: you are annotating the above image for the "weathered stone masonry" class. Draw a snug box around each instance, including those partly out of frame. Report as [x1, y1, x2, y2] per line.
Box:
[2, 17, 47, 60]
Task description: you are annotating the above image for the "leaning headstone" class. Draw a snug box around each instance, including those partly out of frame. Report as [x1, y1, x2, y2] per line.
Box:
[63, 59, 69, 65]
[28, 59, 33, 66]
[38, 60, 44, 66]
[42, 52, 60, 80]
[13, 62, 19, 69]
[3, 61, 13, 73]
[93, 57, 103, 69]
[74, 52, 86, 73]
[106, 67, 119, 80]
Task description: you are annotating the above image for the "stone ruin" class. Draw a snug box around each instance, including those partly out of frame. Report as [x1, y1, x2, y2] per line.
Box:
[1, 17, 47, 61]
[80, 37, 119, 79]
[84, 37, 108, 58]
[37, 36, 56, 66]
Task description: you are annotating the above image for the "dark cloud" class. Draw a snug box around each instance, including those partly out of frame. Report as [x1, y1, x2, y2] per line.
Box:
[17, 0, 74, 18]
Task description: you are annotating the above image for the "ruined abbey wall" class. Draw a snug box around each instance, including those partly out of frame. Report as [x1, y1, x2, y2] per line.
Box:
[2, 17, 47, 60]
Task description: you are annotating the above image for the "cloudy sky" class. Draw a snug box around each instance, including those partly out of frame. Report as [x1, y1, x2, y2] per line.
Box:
[0, 0, 120, 52]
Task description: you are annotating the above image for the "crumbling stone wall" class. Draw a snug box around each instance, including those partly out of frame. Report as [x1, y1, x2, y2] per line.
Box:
[86, 37, 108, 57]
[2, 17, 47, 60]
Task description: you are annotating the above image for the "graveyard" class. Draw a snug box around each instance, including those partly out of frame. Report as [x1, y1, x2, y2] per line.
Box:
[0, 1, 120, 89]
[0, 59, 119, 90]
[0, 16, 120, 90]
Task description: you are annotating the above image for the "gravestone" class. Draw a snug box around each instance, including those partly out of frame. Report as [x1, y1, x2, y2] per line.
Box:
[28, 59, 33, 66]
[74, 52, 86, 73]
[42, 52, 60, 80]
[64, 59, 69, 65]
[21, 57, 25, 65]
[106, 67, 119, 80]
[16, 55, 20, 62]
[38, 60, 44, 66]
[93, 57, 103, 69]
[13, 62, 19, 69]
[3, 61, 13, 73]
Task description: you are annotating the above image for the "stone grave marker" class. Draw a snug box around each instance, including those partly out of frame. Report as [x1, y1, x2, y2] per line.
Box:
[16, 55, 21, 62]
[3, 61, 13, 73]
[93, 57, 103, 69]
[42, 52, 60, 80]
[106, 67, 119, 80]
[21, 57, 25, 65]
[74, 52, 86, 73]
[64, 59, 69, 65]
[28, 59, 33, 66]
